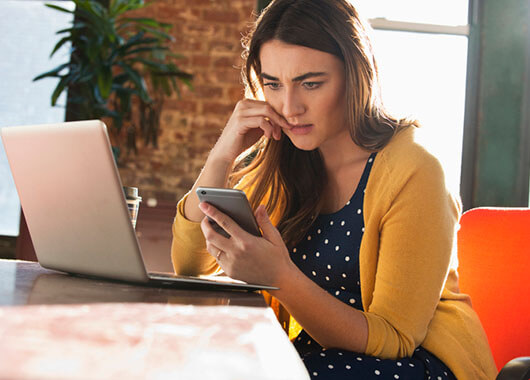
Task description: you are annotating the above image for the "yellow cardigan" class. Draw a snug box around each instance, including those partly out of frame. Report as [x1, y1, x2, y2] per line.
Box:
[171, 127, 497, 380]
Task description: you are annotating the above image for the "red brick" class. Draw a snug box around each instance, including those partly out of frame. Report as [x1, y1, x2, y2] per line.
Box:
[203, 102, 236, 115]
[227, 86, 245, 103]
[191, 55, 211, 67]
[213, 56, 237, 68]
[203, 10, 239, 23]
[165, 99, 197, 113]
[194, 85, 224, 98]
[214, 69, 241, 83]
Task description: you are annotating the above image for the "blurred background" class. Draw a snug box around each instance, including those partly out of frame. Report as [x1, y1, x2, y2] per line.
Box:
[0, 0, 528, 265]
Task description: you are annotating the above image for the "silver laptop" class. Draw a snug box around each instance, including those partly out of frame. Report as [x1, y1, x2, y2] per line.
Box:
[1, 120, 276, 291]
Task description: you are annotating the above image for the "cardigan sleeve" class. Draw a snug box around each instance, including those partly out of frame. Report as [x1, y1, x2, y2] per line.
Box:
[170, 192, 220, 276]
[361, 151, 461, 359]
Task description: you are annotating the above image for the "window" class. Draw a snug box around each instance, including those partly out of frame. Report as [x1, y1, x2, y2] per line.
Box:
[0, 0, 74, 236]
[355, 1, 470, 194]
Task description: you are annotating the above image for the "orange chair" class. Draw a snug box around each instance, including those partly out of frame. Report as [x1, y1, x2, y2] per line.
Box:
[457, 207, 530, 380]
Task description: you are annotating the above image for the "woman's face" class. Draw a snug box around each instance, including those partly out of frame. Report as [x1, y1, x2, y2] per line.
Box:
[259, 39, 348, 152]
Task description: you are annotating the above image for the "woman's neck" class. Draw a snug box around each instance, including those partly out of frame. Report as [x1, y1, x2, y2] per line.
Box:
[319, 130, 371, 176]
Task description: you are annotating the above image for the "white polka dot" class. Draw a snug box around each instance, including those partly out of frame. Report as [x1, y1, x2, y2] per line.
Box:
[357, 209, 362, 214]
[444, 372, 448, 376]
[312, 271, 316, 276]
[426, 358, 430, 363]
[375, 370, 381, 375]
[369, 157, 373, 163]
[327, 264, 332, 269]
[341, 220, 345, 226]
[437, 377, 442, 380]
[293, 248, 297, 253]
[356, 357, 362, 361]
[346, 231, 351, 236]
[346, 365, 351, 369]
[338, 352, 343, 355]
[317, 229, 321, 234]
[409, 363, 415, 367]
[320, 352, 326, 357]
[335, 245, 340, 251]
[376, 358, 381, 362]
[349, 298, 356, 304]
[307, 235, 312, 240]
[361, 227, 365, 232]
[346, 201, 350, 205]
[340, 286, 346, 290]
[302, 254, 306, 260]
[313, 372, 318, 376]
[335, 290, 340, 296]
[394, 375, 399, 379]
[397, 362, 402, 367]
[357, 281, 360, 285]
[325, 276, 330, 281]
[330, 221, 334, 226]
[342, 273, 347, 278]
[345, 256, 350, 261]
[328, 364, 334, 369]
[316, 252, 320, 257]
[324, 239, 329, 244]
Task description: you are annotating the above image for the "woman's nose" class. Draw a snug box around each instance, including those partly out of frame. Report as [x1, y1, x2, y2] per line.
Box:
[281, 90, 305, 123]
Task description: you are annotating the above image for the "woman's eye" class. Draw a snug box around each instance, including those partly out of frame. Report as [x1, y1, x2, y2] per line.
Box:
[302, 81, 322, 90]
[264, 82, 281, 90]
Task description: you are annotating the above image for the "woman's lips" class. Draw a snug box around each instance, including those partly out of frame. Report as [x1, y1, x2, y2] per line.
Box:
[289, 124, 313, 135]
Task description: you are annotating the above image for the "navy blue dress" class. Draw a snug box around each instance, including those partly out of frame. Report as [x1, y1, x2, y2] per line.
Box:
[289, 153, 457, 380]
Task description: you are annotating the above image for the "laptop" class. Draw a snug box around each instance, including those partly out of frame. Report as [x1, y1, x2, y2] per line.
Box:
[1, 120, 276, 291]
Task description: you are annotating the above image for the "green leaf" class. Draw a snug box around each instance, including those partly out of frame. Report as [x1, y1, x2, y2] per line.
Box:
[51, 76, 69, 106]
[44, 3, 74, 14]
[97, 65, 113, 99]
[123, 46, 168, 57]
[33, 63, 70, 81]
[56, 22, 88, 35]
[122, 17, 161, 28]
[138, 26, 174, 42]
[50, 36, 71, 58]
[119, 63, 150, 102]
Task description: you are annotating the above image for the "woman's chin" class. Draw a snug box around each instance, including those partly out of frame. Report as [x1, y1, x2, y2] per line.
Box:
[286, 135, 319, 151]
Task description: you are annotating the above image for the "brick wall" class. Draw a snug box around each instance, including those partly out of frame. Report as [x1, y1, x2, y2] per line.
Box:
[118, 0, 257, 203]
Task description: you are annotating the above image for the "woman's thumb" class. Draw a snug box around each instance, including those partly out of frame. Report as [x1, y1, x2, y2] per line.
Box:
[256, 205, 279, 241]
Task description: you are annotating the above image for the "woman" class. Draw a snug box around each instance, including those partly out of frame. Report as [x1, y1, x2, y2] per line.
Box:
[171, 0, 497, 379]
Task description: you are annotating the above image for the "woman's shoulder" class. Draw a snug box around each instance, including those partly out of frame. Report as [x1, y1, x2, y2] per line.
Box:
[375, 126, 444, 178]
[368, 125, 453, 203]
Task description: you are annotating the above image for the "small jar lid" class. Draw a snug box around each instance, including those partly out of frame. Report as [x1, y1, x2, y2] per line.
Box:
[123, 186, 142, 201]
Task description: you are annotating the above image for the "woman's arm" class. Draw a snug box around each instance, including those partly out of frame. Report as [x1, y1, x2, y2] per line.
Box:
[198, 202, 369, 352]
[272, 259, 369, 352]
[197, 146, 458, 357]
[172, 99, 290, 275]
[183, 99, 290, 223]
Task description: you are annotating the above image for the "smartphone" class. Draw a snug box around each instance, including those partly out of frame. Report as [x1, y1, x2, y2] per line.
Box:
[196, 187, 262, 238]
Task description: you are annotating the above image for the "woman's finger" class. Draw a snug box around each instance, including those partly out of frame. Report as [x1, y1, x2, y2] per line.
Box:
[239, 100, 291, 130]
[199, 202, 245, 241]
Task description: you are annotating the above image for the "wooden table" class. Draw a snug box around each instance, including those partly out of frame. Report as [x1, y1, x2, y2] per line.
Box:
[0, 259, 309, 380]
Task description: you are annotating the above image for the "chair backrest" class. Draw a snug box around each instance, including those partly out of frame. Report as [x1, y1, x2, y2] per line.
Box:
[457, 207, 530, 370]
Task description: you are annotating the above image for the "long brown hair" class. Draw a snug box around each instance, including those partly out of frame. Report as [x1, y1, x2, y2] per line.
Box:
[230, 0, 417, 248]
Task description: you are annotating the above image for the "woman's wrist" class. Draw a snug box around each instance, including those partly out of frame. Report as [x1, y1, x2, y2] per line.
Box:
[269, 259, 301, 298]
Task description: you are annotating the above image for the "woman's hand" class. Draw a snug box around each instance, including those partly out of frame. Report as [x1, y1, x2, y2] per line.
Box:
[211, 99, 291, 164]
[198, 202, 294, 287]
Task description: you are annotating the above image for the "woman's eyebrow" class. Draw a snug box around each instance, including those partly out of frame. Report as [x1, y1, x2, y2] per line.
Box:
[260, 72, 328, 82]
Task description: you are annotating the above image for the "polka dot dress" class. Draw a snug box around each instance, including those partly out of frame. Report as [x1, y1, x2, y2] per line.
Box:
[289, 153, 457, 380]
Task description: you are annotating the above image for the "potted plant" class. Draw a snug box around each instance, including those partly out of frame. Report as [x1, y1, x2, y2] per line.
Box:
[34, 0, 192, 162]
